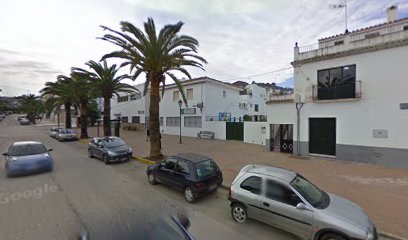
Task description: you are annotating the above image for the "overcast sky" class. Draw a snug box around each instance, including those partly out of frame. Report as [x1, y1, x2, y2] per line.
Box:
[0, 0, 407, 96]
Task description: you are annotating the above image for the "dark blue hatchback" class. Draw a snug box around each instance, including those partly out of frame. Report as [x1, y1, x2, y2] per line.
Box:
[147, 153, 223, 203]
[3, 141, 54, 177]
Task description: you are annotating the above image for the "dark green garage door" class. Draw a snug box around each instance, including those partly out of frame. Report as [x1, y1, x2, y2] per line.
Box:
[309, 118, 336, 156]
[226, 122, 244, 141]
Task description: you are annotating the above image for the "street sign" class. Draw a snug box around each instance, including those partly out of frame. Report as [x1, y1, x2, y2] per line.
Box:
[181, 108, 196, 114]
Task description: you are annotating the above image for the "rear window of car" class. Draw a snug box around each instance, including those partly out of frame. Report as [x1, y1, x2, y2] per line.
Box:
[10, 144, 47, 156]
[60, 129, 75, 133]
[195, 159, 217, 177]
[103, 138, 126, 147]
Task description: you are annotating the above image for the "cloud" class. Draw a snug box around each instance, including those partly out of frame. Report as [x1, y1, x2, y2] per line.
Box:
[0, 0, 405, 96]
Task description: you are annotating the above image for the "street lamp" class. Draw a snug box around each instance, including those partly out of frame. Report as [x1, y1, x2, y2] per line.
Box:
[178, 100, 183, 144]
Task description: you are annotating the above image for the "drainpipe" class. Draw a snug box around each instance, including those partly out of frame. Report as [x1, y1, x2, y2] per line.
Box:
[295, 102, 304, 156]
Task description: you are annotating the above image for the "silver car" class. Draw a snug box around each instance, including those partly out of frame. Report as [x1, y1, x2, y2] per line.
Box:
[228, 165, 377, 240]
[56, 128, 78, 141]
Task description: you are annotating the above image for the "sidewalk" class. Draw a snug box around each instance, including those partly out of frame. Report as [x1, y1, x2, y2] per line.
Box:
[84, 127, 408, 238]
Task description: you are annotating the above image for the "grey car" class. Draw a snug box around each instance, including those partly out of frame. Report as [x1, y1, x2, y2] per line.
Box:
[88, 137, 132, 164]
[56, 128, 78, 141]
[228, 165, 377, 240]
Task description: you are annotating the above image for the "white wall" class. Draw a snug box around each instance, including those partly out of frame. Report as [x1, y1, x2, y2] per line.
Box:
[110, 84, 146, 123]
[244, 122, 268, 145]
[294, 45, 408, 149]
[239, 84, 267, 118]
[203, 82, 242, 120]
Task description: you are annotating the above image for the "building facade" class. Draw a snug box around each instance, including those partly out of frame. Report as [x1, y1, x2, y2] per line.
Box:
[266, 8, 408, 167]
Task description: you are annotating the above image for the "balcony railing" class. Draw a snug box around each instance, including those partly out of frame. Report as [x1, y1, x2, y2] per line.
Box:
[312, 81, 362, 101]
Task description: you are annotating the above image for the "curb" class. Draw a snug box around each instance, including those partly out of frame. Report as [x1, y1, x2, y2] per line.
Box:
[379, 232, 408, 240]
[131, 156, 155, 165]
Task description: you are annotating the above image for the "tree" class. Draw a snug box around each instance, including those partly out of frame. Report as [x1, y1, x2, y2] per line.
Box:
[40, 75, 75, 128]
[73, 60, 137, 136]
[19, 94, 44, 123]
[99, 18, 207, 160]
[70, 69, 97, 139]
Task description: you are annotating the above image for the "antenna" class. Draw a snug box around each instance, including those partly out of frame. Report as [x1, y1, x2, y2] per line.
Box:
[330, 0, 348, 33]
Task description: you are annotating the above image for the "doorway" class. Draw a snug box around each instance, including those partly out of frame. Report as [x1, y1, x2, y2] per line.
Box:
[309, 118, 336, 156]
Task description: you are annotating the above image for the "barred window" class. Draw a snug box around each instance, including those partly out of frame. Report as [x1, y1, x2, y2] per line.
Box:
[166, 117, 180, 127]
[121, 116, 129, 123]
[117, 96, 129, 102]
[184, 116, 202, 128]
[130, 93, 142, 100]
[132, 116, 140, 123]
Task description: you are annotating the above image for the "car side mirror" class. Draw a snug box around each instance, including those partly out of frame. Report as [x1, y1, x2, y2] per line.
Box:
[2, 152, 8, 156]
[48, 149, 53, 152]
[296, 203, 312, 211]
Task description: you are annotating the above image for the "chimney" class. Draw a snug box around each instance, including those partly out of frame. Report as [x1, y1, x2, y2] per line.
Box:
[387, 5, 398, 22]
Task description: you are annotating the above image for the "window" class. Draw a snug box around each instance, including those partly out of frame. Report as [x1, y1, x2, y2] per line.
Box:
[10, 144, 47, 156]
[121, 116, 128, 123]
[240, 176, 262, 195]
[166, 117, 180, 127]
[138, 110, 144, 114]
[334, 40, 344, 45]
[184, 116, 202, 128]
[132, 116, 140, 123]
[173, 91, 179, 101]
[404, 25, 408, 31]
[117, 96, 129, 102]
[317, 65, 356, 100]
[365, 32, 380, 39]
[223, 90, 226, 98]
[195, 159, 217, 177]
[265, 179, 300, 206]
[176, 161, 190, 175]
[254, 104, 259, 112]
[161, 158, 177, 171]
[290, 175, 329, 209]
[187, 88, 193, 100]
[160, 117, 164, 126]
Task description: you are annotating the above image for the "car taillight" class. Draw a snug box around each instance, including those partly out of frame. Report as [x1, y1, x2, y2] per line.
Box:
[228, 187, 231, 199]
[195, 183, 206, 189]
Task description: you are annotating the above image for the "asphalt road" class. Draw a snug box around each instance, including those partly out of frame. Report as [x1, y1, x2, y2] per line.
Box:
[0, 115, 296, 240]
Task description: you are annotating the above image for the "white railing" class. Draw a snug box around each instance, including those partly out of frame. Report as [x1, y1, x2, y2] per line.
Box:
[267, 94, 295, 103]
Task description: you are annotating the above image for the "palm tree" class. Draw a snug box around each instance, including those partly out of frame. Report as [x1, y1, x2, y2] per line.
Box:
[19, 94, 44, 123]
[40, 76, 75, 128]
[73, 60, 138, 136]
[99, 18, 207, 160]
[70, 68, 97, 139]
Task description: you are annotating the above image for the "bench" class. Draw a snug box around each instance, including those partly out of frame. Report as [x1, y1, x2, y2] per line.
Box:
[197, 131, 215, 139]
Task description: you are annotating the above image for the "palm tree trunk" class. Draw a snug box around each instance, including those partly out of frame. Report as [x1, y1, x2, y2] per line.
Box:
[103, 96, 111, 136]
[80, 100, 89, 139]
[64, 102, 72, 128]
[149, 77, 163, 161]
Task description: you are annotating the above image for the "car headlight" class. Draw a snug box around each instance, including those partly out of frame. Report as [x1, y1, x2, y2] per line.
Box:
[107, 151, 115, 156]
[128, 147, 132, 153]
[366, 232, 374, 240]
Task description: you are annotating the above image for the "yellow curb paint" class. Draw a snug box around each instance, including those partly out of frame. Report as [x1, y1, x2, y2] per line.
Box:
[131, 156, 155, 165]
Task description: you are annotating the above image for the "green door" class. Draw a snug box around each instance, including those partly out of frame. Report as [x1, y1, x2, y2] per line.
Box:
[309, 118, 336, 156]
[226, 122, 244, 141]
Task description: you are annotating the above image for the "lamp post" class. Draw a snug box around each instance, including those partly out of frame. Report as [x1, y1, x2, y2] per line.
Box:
[294, 94, 304, 156]
[178, 100, 183, 144]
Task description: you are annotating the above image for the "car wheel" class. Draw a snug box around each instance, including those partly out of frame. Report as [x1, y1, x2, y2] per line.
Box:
[103, 154, 109, 164]
[88, 150, 93, 158]
[147, 172, 157, 185]
[320, 233, 347, 240]
[184, 187, 196, 203]
[231, 204, 247, 223]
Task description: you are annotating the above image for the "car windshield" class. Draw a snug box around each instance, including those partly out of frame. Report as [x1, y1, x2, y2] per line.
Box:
[102, 138, 126, 147]
[290, 175, 329, 209]
[10, 144, 48, 156]
[60, 129, 75, 134]
[195, 159, 217, 177]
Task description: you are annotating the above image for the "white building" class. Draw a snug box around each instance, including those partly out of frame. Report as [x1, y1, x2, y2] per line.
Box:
[238, 84, 267, 122]
[266, 6, 408, 167]
[111, 77, 247, 139]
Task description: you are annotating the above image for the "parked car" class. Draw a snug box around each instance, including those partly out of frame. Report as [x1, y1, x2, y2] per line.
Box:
[147, 153, 223, 203]
[88, 137, 132, 164]
[228, 165, 378, 240]
[3, 141, 54, 177]
[56, 128, 78, 141]
[19, 118, 30, 125]
[17, 115, 26, 121]
[49, 127, 63, 138]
